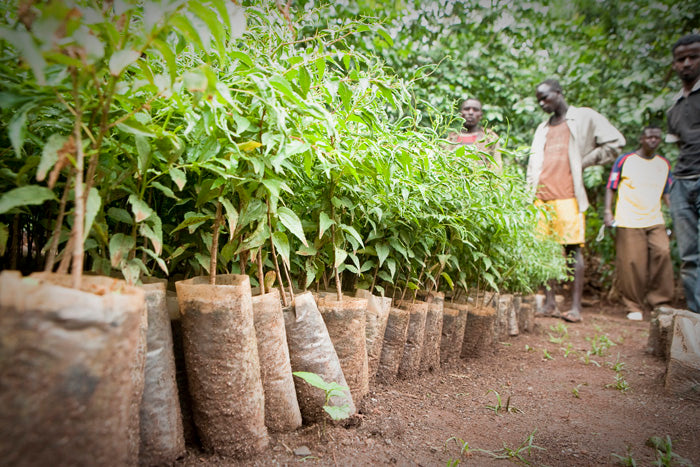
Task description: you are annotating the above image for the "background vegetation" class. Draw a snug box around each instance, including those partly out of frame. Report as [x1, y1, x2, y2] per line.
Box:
[0, 0, 696, 299]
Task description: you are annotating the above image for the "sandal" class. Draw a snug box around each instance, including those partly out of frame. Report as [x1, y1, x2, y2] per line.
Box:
[561, 311, 582, 323]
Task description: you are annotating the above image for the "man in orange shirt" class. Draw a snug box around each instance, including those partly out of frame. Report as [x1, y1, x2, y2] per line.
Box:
[604, 126, 674, 320]
[528, 79, 625, 322]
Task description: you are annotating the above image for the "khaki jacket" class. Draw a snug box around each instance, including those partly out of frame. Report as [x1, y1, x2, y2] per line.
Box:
[527, 106, 625, 212]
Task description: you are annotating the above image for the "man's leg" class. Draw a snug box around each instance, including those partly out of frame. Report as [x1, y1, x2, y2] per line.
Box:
[646, 225, 674, 310]
[669, 179, 700, 313]
[561, 244, 583, 321]
[615, 227, 648, 314]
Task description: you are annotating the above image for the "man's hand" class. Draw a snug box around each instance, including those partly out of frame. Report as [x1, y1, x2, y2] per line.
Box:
[604, 210, 615, 227]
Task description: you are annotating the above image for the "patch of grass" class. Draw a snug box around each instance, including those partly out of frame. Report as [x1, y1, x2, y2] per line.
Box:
[542, 348, 554, 360]
[562, 343, 576, 358]
[605, 372, 630, 393]
[587, 333, 616, 356]
[611, 447, 637, 466]
[476, 430, 545, 465]
[485, 389, 522, 415]
[548, 322, 569, 344]
[607, 353, 626, 372]
[581, 352, 601, 366]
[571, 383, 587, 398]
[646, 435, 693, 466]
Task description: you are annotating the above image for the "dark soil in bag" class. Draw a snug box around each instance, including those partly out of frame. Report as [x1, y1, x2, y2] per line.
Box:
[175, 275, 268, 458]
[376, 307, 410, 384]
[317, 294, 369, 405]
[251, 288, 302, 432]
[396, 300, 428, 379]
[139, 280, 186, 465]
[461, 304, 496, 359]
[420, 292, 444, 372]
[355, 290, 391, 385]
[441, 302, 469, 363]
[0, 271, 146, 467]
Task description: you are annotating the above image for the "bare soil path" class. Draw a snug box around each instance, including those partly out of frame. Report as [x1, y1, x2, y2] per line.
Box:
[177, 302, 700, 466]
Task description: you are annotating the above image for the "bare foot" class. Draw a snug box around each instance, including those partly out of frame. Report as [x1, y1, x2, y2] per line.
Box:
[561, 310, 582, 323]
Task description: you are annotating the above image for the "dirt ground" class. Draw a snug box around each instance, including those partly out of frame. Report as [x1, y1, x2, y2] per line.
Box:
[176, 299, 700, 467]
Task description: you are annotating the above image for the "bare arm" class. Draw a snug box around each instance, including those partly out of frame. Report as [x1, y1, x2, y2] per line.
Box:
[604, 187, 615, 227]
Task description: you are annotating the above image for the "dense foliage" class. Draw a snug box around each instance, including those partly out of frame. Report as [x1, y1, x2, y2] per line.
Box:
[8, 0, 693, 300]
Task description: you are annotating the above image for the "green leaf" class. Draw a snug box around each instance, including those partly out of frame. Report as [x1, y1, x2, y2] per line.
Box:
[151, 181, 178, 199]
[334, 247, 348, 269]
[37, 134, 69, 181]
[235, 220, 268, 254]
[0, 27, 46, 85]
[107, 207, 133, 225]
[140, 246, 168, 275]
[324, 404, 352, 421]
[171, 215, 211, 234]
[109, 233, 135, 268]
[441, 272, 454, 290]
[376, 242, 390, 267]
[109, 49, 141, 76]
[140, 215, 163, 255]
[135, 135, 151, 174]
[272, 231, 290, 269]
[118, 119, 156, 138]
[293, 371, 328, 390]
[386, 258, 396, 279]
[195, 252, 211, 274]
[319, 212, 335, 239]
[340, 224, 364, 248]
[296, 244, 318, 256]
[278, 207, 308, 247]
[83, 187, 101, 242]
[128, 195, 154, 223]
[0, 185, 56, 215]
[9, 106, 29, 158]
[169, 167, 186, 191]
[216, 198, 237, 241]
[0, 223, 8, 256]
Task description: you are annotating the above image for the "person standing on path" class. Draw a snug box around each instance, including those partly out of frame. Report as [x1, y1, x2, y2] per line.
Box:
[666, 33, 700, 314]
[527, 79, 625, 322]
[447, 98, 502, 170]
[604, 126, 674, 320]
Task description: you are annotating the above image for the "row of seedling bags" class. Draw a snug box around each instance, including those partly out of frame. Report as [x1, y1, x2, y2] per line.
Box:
[0, 271, 537, 466]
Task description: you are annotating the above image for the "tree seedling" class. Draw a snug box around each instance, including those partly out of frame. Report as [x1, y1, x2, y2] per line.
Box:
[293, 371, 352, 437]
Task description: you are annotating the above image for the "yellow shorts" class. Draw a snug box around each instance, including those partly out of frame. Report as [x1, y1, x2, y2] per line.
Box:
[535, 198, 585, 245]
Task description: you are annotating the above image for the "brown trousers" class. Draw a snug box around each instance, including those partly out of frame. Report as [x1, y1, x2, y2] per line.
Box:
[615, 225, 674, 313]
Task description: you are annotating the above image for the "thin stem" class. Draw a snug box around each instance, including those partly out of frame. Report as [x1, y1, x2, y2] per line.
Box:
[370, 264, 379, 295]
[267, 198, 288, 305]
[70, 75, 84, 290]
[44, 177, 72, 272]
[256, 248, 265, 294]
[209, 201, 222, 285]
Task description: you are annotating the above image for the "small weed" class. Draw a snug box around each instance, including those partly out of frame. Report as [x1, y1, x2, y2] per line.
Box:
[542, 348, 554, 360]
[572, 383, 587, 398]
[525, 344, 534, 352]
[605, 373, 630, 393]
[646, 435, 693, 466]
[611, 447, 637, 466]
[587, 333, 617, 356]
[445, 436, 471, 466]
[562, 343, 576, 358]
[476, 429, 545, 464]
[485, 389, 522, 415]
[607, 353, 626, 372]
[548, 322, 569, 344]
[581, 352, 601, 366]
